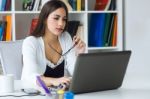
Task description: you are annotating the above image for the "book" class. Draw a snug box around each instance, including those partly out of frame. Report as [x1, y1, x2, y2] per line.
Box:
[29, 18, 38, 34]
[0, 20, 7, 41]
[107, 13, 115, 46]
[88, 13, 106, 47]
[77, 0, 81, 11]
[103, 13, 112, 46]
[67, 20, 80, 38]
[81, 0, 85, 10]
[0, 0, 3, 11]
[104, 0, 111, 10]
[112, 14, 117, 46]
[4, 15, 12, 41]
[108, 0, 116, 10]
[0, 23, 3, 41]
[5, 0, 11, 11]
[94, 0, 109, 10]
[1, 0, 7, 11]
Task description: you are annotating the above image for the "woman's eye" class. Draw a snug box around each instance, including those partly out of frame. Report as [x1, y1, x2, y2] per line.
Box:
[54, 18, 59, 20]
[63, 19, 67, 21]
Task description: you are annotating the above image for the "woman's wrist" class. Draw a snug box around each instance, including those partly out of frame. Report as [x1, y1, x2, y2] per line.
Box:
[40, 76, 53, 87]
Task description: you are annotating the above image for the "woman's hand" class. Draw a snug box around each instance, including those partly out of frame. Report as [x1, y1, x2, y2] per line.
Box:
[49, 76, 71, 90]
[40, 76, 71, 90]
[50, 76, 71, 87]
[73, 36, 86, 55]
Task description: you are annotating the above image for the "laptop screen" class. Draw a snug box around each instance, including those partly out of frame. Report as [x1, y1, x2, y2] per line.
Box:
[69, 50, 131, 94]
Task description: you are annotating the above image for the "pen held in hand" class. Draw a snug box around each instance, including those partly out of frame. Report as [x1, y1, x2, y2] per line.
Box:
[62, 42, 77, 56]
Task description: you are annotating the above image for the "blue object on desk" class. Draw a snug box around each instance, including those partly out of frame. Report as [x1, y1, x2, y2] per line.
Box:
[64, 91, 74, 99]
[36, 76, 51, 96]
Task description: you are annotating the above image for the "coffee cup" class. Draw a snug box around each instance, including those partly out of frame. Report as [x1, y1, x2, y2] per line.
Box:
[0, 74, 14, 93]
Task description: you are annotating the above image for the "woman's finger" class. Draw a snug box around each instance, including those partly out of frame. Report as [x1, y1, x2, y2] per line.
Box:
[73, 36, 80, 44]
[76, 40, 82, 48]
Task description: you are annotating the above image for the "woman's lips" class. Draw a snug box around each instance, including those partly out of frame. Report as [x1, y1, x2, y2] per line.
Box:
[56, 28, 63, 32]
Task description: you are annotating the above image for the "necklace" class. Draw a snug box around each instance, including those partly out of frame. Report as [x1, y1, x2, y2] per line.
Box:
[48, 43, 62, 56]
[48, 42, 76, 56]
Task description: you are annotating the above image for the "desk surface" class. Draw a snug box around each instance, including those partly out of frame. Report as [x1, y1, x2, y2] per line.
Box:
[0, 74, 150, 99]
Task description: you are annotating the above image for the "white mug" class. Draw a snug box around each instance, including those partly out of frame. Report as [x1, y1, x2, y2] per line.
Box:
[0, 74, 14, 93]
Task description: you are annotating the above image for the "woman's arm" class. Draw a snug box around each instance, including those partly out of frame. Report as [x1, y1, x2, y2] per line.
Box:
[21, 37, 44, 88]
[64, 32, 86, 76]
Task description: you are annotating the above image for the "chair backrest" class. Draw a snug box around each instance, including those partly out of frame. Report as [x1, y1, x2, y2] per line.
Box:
[0, 40, 23, 80]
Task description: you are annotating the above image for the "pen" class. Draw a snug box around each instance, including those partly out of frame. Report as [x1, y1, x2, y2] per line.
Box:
[36, 76, 51, 96]
[62, 42, 77, 56]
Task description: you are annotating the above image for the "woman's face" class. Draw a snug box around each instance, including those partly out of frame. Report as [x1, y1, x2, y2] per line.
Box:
[46, 7, 67, 36]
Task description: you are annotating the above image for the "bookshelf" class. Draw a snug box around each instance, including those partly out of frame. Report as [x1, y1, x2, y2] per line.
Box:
[0, 0, 123, 52]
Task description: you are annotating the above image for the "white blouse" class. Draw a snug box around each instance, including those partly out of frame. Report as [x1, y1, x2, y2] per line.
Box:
[21, 32, 76, 88]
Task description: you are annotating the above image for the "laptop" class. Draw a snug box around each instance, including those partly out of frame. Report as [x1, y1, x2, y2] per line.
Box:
[69, 50, 131, 94]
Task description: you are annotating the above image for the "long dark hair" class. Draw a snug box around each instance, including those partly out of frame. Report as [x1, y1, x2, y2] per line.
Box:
[30, 0, 68, 37]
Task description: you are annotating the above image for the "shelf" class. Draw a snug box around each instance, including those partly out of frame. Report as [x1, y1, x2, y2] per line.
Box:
[14, 11, 40, 14]
[87, 11, 118, 13]
[0, 11, 12, 14]
[0, 0, 123, 51]
[88, 46, 118, 50]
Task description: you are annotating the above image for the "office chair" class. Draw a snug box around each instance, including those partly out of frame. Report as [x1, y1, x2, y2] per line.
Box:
[0, 40, 23, 80]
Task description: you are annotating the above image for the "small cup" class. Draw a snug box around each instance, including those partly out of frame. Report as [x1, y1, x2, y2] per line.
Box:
[57, 89, 64, 99]
[0, 74, 14, 93]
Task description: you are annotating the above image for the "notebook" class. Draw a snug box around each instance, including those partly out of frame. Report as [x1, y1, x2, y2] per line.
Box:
[69, 50, 131, 94]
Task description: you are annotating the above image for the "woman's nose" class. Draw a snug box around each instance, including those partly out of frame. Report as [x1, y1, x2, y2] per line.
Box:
[58, 20, 65, 26]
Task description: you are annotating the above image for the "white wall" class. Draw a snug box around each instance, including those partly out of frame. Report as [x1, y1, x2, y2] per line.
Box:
[123, 0, 150, 87]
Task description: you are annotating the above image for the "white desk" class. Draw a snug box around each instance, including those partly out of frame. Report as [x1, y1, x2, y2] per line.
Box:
[0, 74, 150, 99]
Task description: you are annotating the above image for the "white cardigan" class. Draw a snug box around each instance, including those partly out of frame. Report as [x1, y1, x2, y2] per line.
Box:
[21, 32, 76, 88]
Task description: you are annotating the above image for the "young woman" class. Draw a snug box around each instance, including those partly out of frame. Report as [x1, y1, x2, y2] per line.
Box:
[21, 0, 86, 89]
